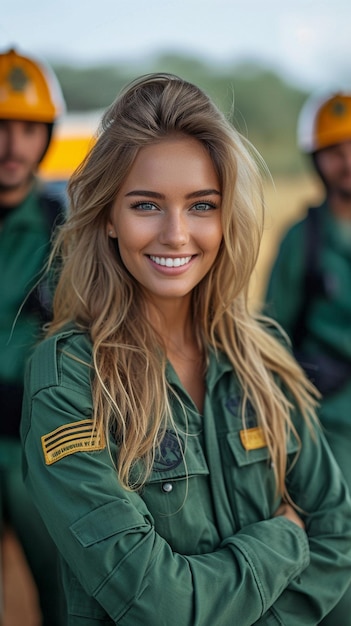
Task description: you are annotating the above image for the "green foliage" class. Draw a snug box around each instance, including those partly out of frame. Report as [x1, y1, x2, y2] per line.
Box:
[53, 64, 130, 110]
[52, 53, 309, 176]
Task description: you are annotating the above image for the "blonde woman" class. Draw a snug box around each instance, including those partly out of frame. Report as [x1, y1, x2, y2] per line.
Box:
[21, 74, 351, 625]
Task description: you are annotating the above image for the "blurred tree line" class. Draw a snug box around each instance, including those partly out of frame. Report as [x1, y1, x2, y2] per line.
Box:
[52, 53, 310, 176]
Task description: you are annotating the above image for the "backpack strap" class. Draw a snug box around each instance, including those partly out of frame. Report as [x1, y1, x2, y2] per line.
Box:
[290, 205, 351, 394]
[24, 190, 65, 322]
[39, 189, 65, 232]
[291, 206, 324, 348]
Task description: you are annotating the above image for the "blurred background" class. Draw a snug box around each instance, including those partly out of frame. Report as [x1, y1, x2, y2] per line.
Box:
[1, 0, 350, 623]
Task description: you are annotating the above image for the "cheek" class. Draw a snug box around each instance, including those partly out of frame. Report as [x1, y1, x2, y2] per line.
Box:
[205, 220, 223, 251]
[22, 126, 48, 159]
[318, 155, 342, 178]
[31, 137, 48, 161]
[0, 131, 11, 157]
[115, 212, 156, 247]
[115, 224, 149, 273]
[117, 224, 147, 252]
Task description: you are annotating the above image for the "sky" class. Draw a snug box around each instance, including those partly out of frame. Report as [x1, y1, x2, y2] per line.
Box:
[1, 0, 351, 91]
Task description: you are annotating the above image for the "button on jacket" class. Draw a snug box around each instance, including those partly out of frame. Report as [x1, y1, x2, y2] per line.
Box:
[20, 327, 351, 625]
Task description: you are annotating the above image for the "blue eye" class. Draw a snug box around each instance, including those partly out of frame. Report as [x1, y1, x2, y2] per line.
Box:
[130, 201, 158, 211]
[192, 202, 218, 212]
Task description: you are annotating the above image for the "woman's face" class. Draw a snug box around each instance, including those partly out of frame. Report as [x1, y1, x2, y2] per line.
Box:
[108, 135, 223, 306]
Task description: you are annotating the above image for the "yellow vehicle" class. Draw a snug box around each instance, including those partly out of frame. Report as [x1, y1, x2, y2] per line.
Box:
[39, 110, 101, 197]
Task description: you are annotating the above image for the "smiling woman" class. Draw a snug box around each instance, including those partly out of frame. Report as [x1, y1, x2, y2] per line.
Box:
[20, 73, 351, 626]
[107, 136, 223, 306]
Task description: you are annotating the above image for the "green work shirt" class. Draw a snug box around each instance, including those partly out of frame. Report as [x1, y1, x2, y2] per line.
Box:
[21, 327, 351, 625]
[0, 186, 50, 384]
[265, 202, 351, 483]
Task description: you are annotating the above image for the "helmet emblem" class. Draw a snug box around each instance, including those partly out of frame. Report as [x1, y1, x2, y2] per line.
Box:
[332, 100, 347, 118]
[8, 66, 29, 92]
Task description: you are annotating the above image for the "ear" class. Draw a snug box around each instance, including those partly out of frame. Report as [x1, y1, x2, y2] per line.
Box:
[107, 221, 117, 238]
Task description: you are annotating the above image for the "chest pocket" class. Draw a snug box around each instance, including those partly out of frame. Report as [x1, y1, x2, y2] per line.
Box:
[225, 429, 300, 527]
[140, 430, 219, 554]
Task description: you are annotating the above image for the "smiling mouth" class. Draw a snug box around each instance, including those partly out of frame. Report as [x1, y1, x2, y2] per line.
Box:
[149, 255, 192, 267]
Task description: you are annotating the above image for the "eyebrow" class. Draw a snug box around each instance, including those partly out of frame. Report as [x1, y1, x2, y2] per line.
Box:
[125, 189, 221, 199]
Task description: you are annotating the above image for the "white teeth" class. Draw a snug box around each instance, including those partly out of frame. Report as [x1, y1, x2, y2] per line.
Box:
[150, 255, 192, 267]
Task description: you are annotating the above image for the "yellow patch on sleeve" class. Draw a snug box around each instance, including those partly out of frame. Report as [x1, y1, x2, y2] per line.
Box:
[239, 426, 266, 450]
[41, 419, 106, 465]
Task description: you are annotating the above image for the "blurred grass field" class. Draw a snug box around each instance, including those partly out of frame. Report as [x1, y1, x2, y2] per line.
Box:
[250, 172, 322, 309]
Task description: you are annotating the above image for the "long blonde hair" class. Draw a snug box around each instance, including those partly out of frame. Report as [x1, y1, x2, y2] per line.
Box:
[48, 73, 319, 494]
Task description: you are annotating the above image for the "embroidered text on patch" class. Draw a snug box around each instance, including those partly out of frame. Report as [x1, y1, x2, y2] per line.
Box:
[42, 419, 105, 465]
[239, 426, 266, 451]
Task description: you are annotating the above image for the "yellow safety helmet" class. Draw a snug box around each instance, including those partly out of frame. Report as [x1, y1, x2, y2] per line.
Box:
[297, 92, 351, 153]
[0, 47, 65, 123]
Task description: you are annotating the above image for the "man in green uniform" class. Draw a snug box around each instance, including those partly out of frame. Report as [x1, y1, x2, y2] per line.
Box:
[0, 47, 66, 624]
[265, 91, 351, 625]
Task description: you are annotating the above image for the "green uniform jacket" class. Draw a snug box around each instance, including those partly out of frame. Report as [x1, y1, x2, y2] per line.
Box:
[265, 202, 351, 483]
[0, 185, 57, 439]
[0, 186, 50, 385]
[21, 327, 351, 625]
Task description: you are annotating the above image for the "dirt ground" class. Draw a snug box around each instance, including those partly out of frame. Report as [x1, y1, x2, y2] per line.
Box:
[1, 174, 321, 626]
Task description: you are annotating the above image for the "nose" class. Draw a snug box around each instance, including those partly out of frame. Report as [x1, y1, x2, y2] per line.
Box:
[158, 209, 190, 247]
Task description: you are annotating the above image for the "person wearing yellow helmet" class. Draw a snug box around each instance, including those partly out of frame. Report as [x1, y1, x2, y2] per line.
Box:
[265, 91, 351, 625]
[0, 47, 66, 624]
[0, 47, 65, 200]
[298, 92, 351, 152]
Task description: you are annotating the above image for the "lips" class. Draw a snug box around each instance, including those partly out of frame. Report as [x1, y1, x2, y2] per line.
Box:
[149, 255, 192, 267]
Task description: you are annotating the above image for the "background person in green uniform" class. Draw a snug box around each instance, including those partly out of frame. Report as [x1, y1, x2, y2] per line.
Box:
[21, 74, 351, 625]
[0, 48, 66, 624]
[265, 91, 351, 625]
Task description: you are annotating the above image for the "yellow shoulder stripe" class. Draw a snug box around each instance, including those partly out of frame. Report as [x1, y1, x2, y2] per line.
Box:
[239, 426, 266, 450]
[41, 419, 106, 465]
